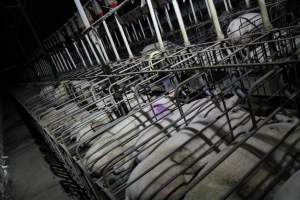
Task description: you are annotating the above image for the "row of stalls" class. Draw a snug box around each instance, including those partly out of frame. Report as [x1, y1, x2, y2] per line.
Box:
[12, 0, 300, 199]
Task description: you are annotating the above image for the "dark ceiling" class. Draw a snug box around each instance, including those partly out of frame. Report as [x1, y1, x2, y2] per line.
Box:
[0, 0, 79, 73]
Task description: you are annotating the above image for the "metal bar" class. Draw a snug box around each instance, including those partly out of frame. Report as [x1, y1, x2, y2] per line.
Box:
[115, 15, 134, 58]
[189, 0, 198, 23]
[80, 39, 93, 65]
[138, 19, 147, 39]
[164, 6, 174, 31]
[113, 31, 121, 46]
[257, 0, 273, 31]
[103, 20, 120, 60]
[64, 47, 77, 69]
[207, 0, 225, 40]
[146, 0, 165, 50]
[73, 41, 87, 67]
[245, 0, 251, 8]
[171, 0, 191, 46]
[146, 15, 155, 36]
[131, 23, 140, 41]
[85, 34, 100, 64]
[124, 26, 133, 43]
[223, 0, 230, 13]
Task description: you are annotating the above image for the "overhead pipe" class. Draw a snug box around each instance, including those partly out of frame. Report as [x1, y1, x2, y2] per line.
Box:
[189, 0, 198, 23]
[103, 20, 120, 60]
[171, 0, 190, 46]
[164, 6, 174, 31]
[146, 0, 165, 50]
[207, 0, 224, 40]
[115, 14, 134, 58]
[257, 0, 272, 31]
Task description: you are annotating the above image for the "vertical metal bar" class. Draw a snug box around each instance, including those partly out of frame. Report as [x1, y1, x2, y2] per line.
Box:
[80, 39, 93, 65]
[154, 9, 164, 34]
[131, 23, 140, 41]
[115, 15, 134, 58]
[223, 0, 230, 13]
[257, 0, 272, 31]
[205, 0, 212, 18]
[207, 0, 225, 40]
[89, 31, 109, 63]
[171, 0, 191, 46]
[146, 0, 165, 50]
[103, 20, 120, 60]
[124, 26, 133, 42]
[138, 19, 146, 39]
[73, 0, 90, 28]
[58, 51, 68, 71]
[114, 31, 121, 46]
[73, 41, 87, 67]
[189, 0, 198, 23]
[74, 0, 109, 64]
[228, 0, 233, 10]
[85, 34, 100, 64]
[62, 49, 73, 70]
[164, 6, 174, 31]
[245, 0, 250, 8]
[146, 15, 155, 36]
[65, 47, 77, 69]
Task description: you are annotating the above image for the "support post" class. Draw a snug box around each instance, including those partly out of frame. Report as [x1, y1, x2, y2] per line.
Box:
[171, 0, 190, 46]
[146, 0, 165, 50]
[207, 0, 224, 40]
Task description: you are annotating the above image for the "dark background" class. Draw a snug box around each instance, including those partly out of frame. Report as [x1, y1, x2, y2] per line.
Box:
[0, 0, 81, 75]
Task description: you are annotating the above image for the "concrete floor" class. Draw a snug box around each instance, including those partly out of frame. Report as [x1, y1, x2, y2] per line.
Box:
[2, 97, 72, 200]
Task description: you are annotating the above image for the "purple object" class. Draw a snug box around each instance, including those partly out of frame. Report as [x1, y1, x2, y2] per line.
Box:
[154, 103, 170, 119]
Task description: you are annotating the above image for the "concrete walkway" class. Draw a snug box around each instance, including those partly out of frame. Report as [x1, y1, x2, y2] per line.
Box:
[2, 97, 72, 200]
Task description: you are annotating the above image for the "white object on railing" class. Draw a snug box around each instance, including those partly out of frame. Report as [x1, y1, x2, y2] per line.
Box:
[103, 20, 120, 60]
[172, 0, 191, 46]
